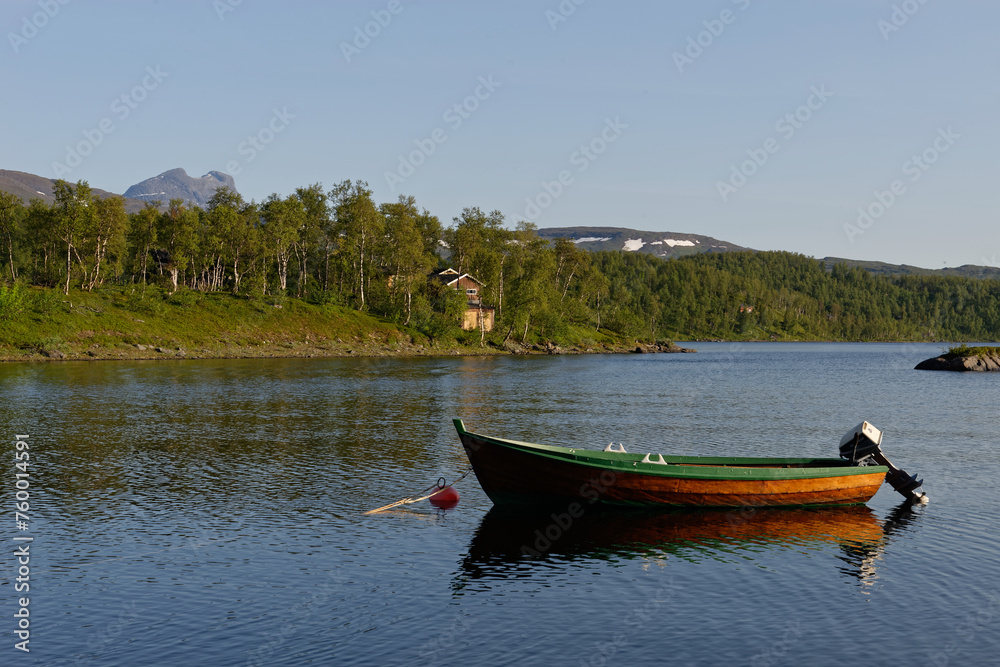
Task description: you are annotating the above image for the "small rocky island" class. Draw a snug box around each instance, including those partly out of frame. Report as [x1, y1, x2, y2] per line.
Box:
[915, 345, 1000, 372]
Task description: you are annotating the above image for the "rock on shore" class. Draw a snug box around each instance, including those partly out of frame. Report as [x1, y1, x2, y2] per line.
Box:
[632, 342, 696, 354]
[497, 340, 696, 355]
[915, 354, 1000, 371]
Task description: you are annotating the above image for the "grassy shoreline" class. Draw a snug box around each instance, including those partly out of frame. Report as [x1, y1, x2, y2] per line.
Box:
[5, 285, 981, 364]
[0, 285, 646, 362]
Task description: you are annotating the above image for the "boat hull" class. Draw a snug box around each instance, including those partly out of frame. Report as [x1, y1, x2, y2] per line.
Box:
[455, 420, 887, 508]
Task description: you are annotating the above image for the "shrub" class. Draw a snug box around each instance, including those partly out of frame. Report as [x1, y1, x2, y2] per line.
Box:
[0, 283, 25, 319]
[947, 344, 1000, 358]
[166, 289, 204, 307]
[124, 291, 167, 317]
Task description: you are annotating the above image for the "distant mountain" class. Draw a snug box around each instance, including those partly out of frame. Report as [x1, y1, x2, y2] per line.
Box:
[0, 169, 147, 213]
[0, 167, 237, 213]
[124, 168, 237, 207]
[535, 226, 751, 258]
[535, 226, 1000, 280]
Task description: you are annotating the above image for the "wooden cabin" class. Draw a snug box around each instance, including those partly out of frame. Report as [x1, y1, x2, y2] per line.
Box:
[434, 269, 495, 332]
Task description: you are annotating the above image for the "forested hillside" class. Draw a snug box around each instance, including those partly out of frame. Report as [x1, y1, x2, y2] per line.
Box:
[592, 251, 1000, 341]
[1, 179, 997, 350]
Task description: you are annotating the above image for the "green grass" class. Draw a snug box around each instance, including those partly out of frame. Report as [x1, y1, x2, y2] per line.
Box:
[945, 344, 1000, 358]
[0, 285, 642, 361]
[0, 285, 440, 361]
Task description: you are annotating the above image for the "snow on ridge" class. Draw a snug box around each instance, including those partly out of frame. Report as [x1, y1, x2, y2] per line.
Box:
[663, 239, 696, 247]
[573, 237, 611, 244]
[623, 238, 645, 252]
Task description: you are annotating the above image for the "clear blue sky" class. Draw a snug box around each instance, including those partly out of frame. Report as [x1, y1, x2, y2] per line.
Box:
[3, 0, 998, 269]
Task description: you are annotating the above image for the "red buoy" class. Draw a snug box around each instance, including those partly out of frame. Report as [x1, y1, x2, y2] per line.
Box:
[429, 483, 460, 509]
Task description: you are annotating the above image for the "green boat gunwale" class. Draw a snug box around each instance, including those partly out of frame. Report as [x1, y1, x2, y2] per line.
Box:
[453, 419, 889, 481]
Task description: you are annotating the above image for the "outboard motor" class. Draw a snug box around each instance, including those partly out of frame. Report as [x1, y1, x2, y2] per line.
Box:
[840, 422, 929, 504]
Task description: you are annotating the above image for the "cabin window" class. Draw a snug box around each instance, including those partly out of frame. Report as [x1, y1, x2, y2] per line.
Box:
[466, 288, 477, 295]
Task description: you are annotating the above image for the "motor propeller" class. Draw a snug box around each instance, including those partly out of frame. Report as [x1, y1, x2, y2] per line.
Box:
[839, 422, 929, 504]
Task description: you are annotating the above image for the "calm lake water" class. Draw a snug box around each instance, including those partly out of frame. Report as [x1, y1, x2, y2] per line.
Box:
[2, 343, 999, 666]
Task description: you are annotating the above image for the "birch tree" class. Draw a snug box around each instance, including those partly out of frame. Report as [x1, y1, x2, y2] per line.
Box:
[293, 183, 328, 297]
[382, 195, 435, 324]
[86, 195, 127, 290]
[156, 199, 199, 293]
[128, 203, 160, 288]
[331, 180, 383, 310]
[0, 191, 24, 282]
[261, 193, 305, 292]
[52, 180, 94, 295]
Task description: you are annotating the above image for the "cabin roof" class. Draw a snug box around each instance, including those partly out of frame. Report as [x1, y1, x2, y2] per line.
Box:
[433, 268, 484, 287]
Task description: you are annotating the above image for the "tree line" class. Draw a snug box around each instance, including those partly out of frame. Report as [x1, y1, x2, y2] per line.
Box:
[1, 180, 998, 343]
[0, 180, 600, 342]
[589, 250, 1000, 342]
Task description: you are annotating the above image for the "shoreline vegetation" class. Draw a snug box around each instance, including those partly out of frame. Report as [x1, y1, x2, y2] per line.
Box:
[0, 283, 994, 364]
[0, 283, 995, 363]
[0, 284, 691, 362]
[2, 179, 1000, 362]
[944, 344, 1000, 358]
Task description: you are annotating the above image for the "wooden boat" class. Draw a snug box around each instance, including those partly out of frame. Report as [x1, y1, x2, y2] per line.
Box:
[453, 419, 926, 508]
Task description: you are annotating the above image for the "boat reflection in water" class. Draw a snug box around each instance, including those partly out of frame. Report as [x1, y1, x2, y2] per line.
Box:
[459, 502, 923, 587]
[834, 501, 924, 585]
